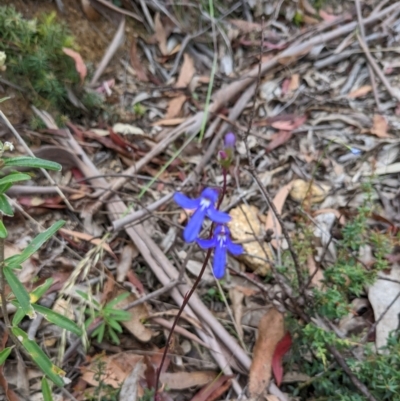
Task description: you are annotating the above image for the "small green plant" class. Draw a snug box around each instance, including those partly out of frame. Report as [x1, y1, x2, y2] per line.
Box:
[132, 102, 146, 116]
[0, 140, 82, 394]
[78, 291, 131, 345]
[0, 6, 101, 115]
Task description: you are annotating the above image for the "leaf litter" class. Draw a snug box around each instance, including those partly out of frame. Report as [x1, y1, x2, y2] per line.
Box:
[0, 0, 400, 400]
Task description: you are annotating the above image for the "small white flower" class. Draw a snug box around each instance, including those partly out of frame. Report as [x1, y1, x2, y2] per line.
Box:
[3, 142, 14, 151]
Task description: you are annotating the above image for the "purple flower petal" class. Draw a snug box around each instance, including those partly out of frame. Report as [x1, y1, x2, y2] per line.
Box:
[226, 238, 243, 256]
[197, 237, 217, 249]
[174, 192, 200, 209]
[200, 187, 219, 204]
[224, 132, 236, 148]
[183, 207, 206, 243]
[207, 206, 231, 224]
[213, 244, 227, 279]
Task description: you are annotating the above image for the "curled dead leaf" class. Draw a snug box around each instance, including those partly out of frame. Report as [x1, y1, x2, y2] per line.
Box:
[249, 308, 285, 397]
[63, 48, 87, 84]
[228, 205, 273, 276]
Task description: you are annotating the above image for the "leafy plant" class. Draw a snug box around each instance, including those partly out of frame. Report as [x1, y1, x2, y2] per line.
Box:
[78, 291, 131, 345]
[0, 140, 82, 390]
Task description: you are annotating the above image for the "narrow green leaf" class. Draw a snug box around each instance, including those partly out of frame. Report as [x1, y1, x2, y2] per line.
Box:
[32, 304, 82, 336]
[4, 255, 21, 270]
[0, 347, 13, 365]
[0, 182, 12, 194]
[3, 157, 61, 171]
[106, 292, 130, 308]
[11, 327, 65, 387]
[0, 220, 7, 239]
[0, 194, 13, 216]
[12, 307, 26, 326]
[0, 173, 31, 186]
[92, 323, 105, 343]
[4, 266, 35, 318]
[41, 377, 54, 401]
[30, 278, 54, 304]
[108, 327, 120, 345]
[6, 221, 65, 268]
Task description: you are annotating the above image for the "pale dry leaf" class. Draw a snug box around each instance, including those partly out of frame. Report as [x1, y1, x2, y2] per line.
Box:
[62, 48, 87, 84]
[249, 308, 285, 397]
[229, 287, 244, 339]
[119, 357, 145, 401]
[176, 53, 195, 88]
[347, 85, 372, 98]
[299, 0, 316, 14]
[228, 19, 262, 33]
[151, 117, 186, 126]
[114, 289, 154, 342]
[371, 114, 391, 138]
[288, 74, 300, 91]
[289, 179, 329, 205]
[229, 205, 273, 276]
[160, 371, 218, 390]
[265, 182, 293, 249]
[154, 13, 168, 55]
[59, 228, 116, 258]
[53, 298, 75, 321]
[165, 95, 186, 119]
[116, 244, 138, 282]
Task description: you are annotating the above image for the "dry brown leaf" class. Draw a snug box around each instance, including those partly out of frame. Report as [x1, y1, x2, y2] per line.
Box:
[59, 228, 116, 258]
[63, 48, 87, 84]
[130, 37, 148, 82]
[371, 114, 391, 138]
[114, 289, 154, 342]
[249, 308, 285, 397]
[154, 13, 168, 55]
[81, 0, 100, 20]
[300, 0, 317, 14]
[229, 205, 273, 276]
[289, 179, 329, 205]
[302, 15, 320, 24]
[165, 95, 186, 119]
[151, 117, 186, 126]
[288, 73, 300, 91]
[277, 45, 312, 65]
[228, 19, 262, 33]
[347, 85, 372, 98]
[265, 183, 293, 249]
[229, 287, 244, 339]
[176, 53, 195, 88]
[82, 353, 143, 388]
[161, 371, 218, 390]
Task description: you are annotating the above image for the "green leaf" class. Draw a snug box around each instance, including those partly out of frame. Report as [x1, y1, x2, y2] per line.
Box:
[4, 255, 21, 270]
[107, 319, 123, 333]
[12, 307, 26, 326]
[0, 173, 31, 186]
[108, 327, 120, 345]
[92, 322, 105, 343]
[6, 221, 65, 268]
[106, 292, 130, 308]
[32, 304, 82, 336]
[41, 377, 54, 401]
[0, 182, 12, 194]
[29, 278, 54, 304]
[3, 157, 62, 171]
[11, 327, 65, 387]
[0, 220, 7, 239]
[0, 194, 13, 216]
[0, 347, 13, 365]
[4, 266, 35, 318]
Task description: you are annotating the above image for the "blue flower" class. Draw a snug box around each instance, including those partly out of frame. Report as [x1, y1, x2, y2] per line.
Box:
[196, 225, 243, 279]
[174, 188, 231, 243]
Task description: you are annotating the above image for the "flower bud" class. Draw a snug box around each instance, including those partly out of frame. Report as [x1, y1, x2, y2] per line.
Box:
[224, 132, 236, 148]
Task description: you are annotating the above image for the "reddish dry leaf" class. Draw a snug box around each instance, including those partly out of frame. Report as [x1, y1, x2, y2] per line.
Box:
[59, 228, 116, 259]
[165, 95, 186, 119]
[265, 182, 293, 249]
[191, 375, 233, 401]
[18, 196, 64, 209]
[270, 115, 307, 130]
[249, 308, 285, 397]
[272, 332, 292, 387]
[281, 78, 291, 95]
[176, 53, 195, 88]
[266, 130, 293, 152]
[347, 85, 372, 98]
[130, 37, 148, 82]
[319, 10, 337, 21]
[109, 127, 134, 152]
[289, 73, 300, 91]
[63, 48, 87, 84]
[371, 114, 391, 138]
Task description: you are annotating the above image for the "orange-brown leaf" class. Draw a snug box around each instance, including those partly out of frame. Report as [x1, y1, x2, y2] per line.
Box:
[347, 85, 372, 99]
[63, 48, 87, 84]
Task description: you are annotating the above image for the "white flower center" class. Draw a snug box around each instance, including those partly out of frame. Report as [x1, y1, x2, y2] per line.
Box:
[217, 234, 226, 247]
[200, 198, 211, 210]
